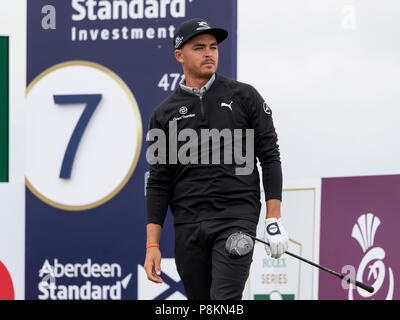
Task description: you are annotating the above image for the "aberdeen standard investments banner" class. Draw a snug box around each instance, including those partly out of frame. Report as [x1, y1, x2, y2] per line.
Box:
[25, 0, 237, 300]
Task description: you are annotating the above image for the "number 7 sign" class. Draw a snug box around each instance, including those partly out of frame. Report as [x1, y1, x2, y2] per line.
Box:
[54, 94, 102, 179]
[25, 61, 142, 211]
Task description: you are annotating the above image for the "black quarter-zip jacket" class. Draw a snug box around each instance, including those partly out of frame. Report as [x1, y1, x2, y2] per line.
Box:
[146, 73, 282, 226]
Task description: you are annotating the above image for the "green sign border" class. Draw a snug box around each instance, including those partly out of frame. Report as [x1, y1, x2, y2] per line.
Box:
[254, 293, 295, 300]
[0, 36, 9, 182]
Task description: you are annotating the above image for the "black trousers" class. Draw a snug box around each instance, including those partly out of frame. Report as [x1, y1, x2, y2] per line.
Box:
[174, 218, 257, 300]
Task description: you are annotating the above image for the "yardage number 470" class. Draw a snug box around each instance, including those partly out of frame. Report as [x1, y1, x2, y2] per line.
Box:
[158, 73, 184, 92]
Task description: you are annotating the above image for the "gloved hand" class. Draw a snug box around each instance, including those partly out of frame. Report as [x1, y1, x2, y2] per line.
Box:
[264, 217, 289, 259]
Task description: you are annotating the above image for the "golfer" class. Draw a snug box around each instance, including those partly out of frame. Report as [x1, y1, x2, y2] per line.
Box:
[144, 18, 289, 300]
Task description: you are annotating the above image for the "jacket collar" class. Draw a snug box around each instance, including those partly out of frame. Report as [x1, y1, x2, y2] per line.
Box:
[179, 73, 216, 97]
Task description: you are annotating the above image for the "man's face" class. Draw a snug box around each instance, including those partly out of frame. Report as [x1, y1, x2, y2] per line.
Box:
[175, 33, 219, 79]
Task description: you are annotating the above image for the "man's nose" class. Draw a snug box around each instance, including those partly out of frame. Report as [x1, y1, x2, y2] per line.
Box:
[204, 47, 212, 58]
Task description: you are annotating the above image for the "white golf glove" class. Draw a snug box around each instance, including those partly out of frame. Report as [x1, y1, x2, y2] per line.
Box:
[264, 218, 289, 259]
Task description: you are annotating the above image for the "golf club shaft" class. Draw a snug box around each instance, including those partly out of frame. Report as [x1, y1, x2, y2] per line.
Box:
[247, 234, 374, 294]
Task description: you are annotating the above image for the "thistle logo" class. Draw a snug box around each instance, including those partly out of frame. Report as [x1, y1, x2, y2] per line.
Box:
[0, 261, 14, 300]
[38, 259, 132, 300]
[348, 213, 394, 300]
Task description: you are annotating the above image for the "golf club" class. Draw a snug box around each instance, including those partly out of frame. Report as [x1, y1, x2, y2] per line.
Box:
[225, 231, 374, 294]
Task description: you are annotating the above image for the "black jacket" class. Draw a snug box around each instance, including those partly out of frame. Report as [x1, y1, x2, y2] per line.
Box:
[146, 73, 282, 226]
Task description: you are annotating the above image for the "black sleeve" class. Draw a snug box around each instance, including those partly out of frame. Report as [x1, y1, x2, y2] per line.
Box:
[246, 85, 283, 201]
[145, 110, 172, 227]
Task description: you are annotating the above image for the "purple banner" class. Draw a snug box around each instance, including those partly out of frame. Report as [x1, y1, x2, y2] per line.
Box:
[319, 174, 399, 300]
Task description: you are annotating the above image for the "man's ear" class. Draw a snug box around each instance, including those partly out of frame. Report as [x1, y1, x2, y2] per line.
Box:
[175, 49, 184, 64]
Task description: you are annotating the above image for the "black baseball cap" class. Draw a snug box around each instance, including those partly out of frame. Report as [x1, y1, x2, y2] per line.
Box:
[173, 18, 228, 50]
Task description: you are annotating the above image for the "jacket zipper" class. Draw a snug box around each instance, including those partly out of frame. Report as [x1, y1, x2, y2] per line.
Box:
[199, 94, 205, 121]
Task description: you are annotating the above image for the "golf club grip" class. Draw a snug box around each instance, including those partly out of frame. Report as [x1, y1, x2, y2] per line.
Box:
[341, 276, 375, 293]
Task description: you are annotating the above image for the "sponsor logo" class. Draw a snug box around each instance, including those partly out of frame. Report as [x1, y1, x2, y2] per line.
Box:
[221, 101, 233, 111]
[267, 222, 280, 235]
[347, 213, 394, 300]
[254, 291, 295, 300]
[144, 170, 150, 196]
[38, 259, 132, 300]
[70, 0, 190, 42]
[196, 21, 211, 31]
[72, 0, 187, 21]
[263, 257, 287, 268]
[175, 36, 184, 48]
[137, 258, 186, 300]
[172, 113, 195, 122]
[263, 101, 271, 115]
[179, 106, 188, 115]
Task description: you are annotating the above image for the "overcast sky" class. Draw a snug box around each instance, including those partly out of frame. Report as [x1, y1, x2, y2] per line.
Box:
[238, 0, 400, 180]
